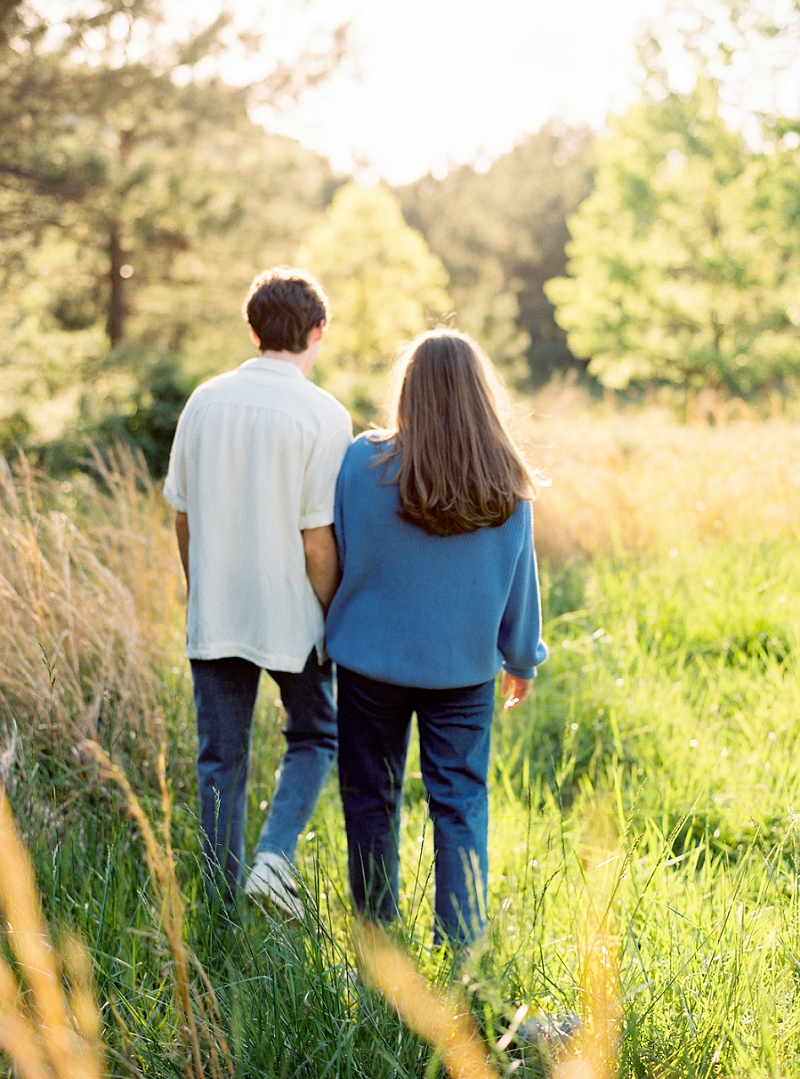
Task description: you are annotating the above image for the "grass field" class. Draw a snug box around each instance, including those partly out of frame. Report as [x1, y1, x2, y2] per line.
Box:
[0, 403, 798, 1078]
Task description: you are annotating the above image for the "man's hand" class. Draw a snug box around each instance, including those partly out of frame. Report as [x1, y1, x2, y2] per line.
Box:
[302, 525, 340, 614]
[175, 511, 190, 594]
[501, 671, 533, 711]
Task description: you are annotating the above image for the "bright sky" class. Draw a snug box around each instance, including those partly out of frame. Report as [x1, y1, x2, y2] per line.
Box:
[248, 0, 665, 183]
[165, 0, 800, 184]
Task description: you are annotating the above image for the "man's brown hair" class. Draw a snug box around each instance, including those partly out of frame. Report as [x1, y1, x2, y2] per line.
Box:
[243, 266, 329, 353]
[375, 330, 540, 537]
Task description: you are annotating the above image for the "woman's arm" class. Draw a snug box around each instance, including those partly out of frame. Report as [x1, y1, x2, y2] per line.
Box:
[500, 671, 533, 711]
[497, 506, 548, 697]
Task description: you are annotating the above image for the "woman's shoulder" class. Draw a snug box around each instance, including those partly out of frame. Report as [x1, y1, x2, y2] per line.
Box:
[511, 497, 533, 528]
[337, 432, 398, 514]
[492, 497, 533, 540]
[342, 430, 393, 468]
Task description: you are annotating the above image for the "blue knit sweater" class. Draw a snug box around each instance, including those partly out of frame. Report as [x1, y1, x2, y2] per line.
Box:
[326, 434, 548, 689]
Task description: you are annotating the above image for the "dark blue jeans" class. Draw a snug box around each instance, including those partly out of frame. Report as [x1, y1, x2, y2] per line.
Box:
[337, 667, 495, 945]
[191, 651, 336, 902]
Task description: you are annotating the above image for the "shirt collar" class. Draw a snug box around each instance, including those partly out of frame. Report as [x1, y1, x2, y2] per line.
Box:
[240, 356, 305, 379]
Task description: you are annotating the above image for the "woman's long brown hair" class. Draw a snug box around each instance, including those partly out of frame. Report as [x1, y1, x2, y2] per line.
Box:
[374, 330, 539, 537]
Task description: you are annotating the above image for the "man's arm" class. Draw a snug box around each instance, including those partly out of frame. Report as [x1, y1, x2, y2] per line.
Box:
[175, 511, 190, 594]
[302, 524, 340, 614]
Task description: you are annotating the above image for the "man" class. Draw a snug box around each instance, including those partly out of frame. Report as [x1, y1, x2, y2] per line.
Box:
[164, 267, 352, 915]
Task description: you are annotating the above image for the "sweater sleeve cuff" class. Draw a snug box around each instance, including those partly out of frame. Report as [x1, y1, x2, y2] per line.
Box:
[502, 661, 536, 680]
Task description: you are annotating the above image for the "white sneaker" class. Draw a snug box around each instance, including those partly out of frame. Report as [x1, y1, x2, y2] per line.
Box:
[515, 1012, 582, 1048]
[244, 851, 305, 919]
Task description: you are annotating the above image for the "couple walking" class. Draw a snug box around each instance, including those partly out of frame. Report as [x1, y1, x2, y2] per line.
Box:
[164, 267, 547, 946]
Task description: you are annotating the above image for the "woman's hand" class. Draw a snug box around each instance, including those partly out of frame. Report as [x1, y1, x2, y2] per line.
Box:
[501, 672, 533, 711]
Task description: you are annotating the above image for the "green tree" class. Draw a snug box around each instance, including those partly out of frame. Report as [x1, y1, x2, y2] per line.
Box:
[1, 0, 345, 347]
[0, 0, 345, 466]
[298, 182, 450, 425]
[658, 0, 800, 102]
[399, 124, 594, 385]
[545, 81, 800, 393]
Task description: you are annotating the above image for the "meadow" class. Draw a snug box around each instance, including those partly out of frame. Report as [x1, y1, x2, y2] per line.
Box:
[0, 397, 798, 1079]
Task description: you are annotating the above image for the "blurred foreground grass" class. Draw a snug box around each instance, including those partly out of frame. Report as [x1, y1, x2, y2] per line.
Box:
[0, 404, 798, 1077]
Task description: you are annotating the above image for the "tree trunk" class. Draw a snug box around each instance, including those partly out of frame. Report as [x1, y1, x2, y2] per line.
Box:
[106, 222, 126, 348]
[685, 384, 696, 423]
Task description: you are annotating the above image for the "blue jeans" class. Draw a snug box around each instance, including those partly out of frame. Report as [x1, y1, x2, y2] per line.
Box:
[191, 651, 336, 902]
[336, 667, 495, 945]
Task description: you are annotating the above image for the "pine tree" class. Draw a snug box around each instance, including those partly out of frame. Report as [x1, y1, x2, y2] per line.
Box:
[0, 0, 346, 464]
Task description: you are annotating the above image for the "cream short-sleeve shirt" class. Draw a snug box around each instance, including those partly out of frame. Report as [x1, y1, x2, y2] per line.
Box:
[164, 357, 353, 672]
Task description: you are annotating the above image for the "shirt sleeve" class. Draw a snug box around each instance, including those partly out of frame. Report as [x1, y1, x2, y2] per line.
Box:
[498, 504, 549, 679]
[333, 452, 348, 569]
[163, 401, 190, 512]
[299, 421, 353, 531]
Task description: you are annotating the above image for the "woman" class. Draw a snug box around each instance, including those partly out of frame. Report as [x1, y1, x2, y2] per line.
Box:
[326, 329, 547, 945]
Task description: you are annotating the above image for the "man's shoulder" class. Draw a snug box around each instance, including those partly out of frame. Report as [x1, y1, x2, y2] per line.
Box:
[184, 365, 339, 412]
[180, 363, 351, 439]
[182, 369, 238, 410]
[300, 380, 352, 433]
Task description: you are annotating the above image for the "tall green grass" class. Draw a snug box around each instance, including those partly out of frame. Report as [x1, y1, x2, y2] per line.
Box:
[5, 540, 793, 1078]
[1, 416, 798, 1077]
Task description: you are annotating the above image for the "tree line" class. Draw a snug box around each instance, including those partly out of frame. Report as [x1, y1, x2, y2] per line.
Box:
[2, 0, 799, 473]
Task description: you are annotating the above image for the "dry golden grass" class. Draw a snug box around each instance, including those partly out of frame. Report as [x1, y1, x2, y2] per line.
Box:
[0, 446, 182, 758]
[86, 739, 233, 1079]
[0, 735, 230, 1079]
[2, 407, 788, 1077]
[551, 813, 624, 1079]
[517, 387, 800, 560]
[1, 404, 795, 759]
[0, 781, 104, 1079]
[354, 810, 624, 1079]
[355, 921, 498, 1079]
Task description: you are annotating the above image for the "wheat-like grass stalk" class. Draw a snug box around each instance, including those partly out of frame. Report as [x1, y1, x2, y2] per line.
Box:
[355, 813, 628, 1079]
[520, 397, 800, 559]
[84, 737, 233, 1079]
[354, 921, 499, 1079]
[552, 814, 625, 1079]
[0, 446, 180, 762]
[0, 782, 104, 1079]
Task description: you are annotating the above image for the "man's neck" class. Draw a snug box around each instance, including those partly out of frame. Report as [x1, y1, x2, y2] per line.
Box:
[259, 348, 318, 377]
[259, 350, 304, 372]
